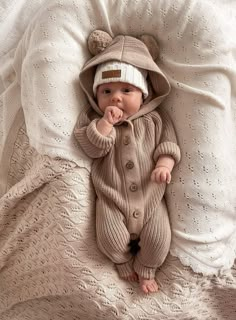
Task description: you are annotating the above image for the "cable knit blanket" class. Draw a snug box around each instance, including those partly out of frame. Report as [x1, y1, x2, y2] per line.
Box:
[0, 0, 236, 319]
[1, 109, 235, 319]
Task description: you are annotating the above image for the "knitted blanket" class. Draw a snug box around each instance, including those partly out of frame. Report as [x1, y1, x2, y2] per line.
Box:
[0, 0, 236, 319]
[0, 108, 236, 319]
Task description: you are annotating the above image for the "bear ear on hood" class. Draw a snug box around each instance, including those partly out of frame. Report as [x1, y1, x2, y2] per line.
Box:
[88, 30, 160, 61]
[139, 35, 160, 61]
[88, 30, 113, 55]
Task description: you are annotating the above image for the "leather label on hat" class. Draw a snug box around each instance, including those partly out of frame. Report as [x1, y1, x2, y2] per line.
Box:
[102, 70, 121, 79]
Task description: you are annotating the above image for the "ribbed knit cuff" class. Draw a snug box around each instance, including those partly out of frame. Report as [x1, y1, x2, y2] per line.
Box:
[154, 141, 181, 164]
[116, 259, 134, 278]
[87, 119, 116, 149]
[133, 257, 156, 279]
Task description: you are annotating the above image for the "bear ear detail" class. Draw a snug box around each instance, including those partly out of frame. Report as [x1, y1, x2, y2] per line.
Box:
[88, 30, 113, 56]
[139, 35, 159, 60]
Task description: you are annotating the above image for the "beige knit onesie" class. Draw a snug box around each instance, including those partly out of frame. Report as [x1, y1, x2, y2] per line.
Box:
[75, 35, 181, 279]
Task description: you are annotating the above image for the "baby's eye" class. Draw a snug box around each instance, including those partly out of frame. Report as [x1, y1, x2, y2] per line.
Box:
[103, 89, 111, 94]
[123, 88, 131, 93]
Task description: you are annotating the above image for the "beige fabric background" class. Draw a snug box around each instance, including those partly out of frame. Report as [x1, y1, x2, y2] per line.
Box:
[0, 0, 236, 319]
[1, 0, 235, 274]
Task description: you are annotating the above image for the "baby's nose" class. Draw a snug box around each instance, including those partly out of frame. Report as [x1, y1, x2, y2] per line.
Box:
[111, 92, 122, 102]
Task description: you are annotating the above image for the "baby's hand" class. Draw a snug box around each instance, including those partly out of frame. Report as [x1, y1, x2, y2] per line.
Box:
[104, 106, 123, 125]
[151, 166, 172, 184]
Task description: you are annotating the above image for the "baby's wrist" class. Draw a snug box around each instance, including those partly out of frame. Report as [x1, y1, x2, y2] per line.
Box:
[96, 118, 113, 136]
[155, 156, 175, 171]
[155, 165, 171, 171]
[100, 117, 113, 127]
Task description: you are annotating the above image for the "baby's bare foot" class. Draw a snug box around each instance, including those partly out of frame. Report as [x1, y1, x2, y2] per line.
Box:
[122, 272, 139, 282]
[139, 277, 159, 293]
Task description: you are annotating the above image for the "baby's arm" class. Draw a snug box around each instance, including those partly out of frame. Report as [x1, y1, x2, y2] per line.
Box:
[97, 106, 123, 136]
[74, 106, 118, 159]
[151, 110, 181, 184]
[151, 155, 175, 184]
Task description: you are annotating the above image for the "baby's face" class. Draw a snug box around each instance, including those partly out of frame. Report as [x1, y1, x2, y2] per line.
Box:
[96, 82, 143, 119]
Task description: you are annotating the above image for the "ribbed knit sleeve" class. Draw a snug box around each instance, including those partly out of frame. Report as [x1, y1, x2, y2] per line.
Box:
[154, 141, 181, 164]
[75, 118, 116, 158]
[153, 110, 181, 164]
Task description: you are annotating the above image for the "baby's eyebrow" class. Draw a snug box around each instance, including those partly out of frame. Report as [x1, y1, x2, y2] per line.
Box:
[99, 86, 110, 91]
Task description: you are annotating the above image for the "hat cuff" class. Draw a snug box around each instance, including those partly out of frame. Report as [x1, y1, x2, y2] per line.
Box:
[93, 61, 148, 98]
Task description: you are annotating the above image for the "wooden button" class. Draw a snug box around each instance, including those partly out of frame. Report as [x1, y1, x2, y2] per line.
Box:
[129, 183, 138, 192]
[133, 210, 140, 218]
[126, 161, 134, 169]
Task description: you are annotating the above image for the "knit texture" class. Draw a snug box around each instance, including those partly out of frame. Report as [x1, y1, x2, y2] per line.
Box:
[75, 33, 181, 278]
[75, 109, 179, 278]
[93, 61, 149, 98]
[0, 109, 235, 319]
[0, 0, 236, 318]
[80, 35, 171, 118]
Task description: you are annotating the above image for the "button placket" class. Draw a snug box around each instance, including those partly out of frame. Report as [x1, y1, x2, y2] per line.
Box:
[120, 123, 144, 235]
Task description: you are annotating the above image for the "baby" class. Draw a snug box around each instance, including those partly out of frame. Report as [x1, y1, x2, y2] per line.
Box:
[75, 31, 181, 293]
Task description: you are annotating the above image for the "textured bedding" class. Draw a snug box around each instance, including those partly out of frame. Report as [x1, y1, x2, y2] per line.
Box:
[0, 0, 236, 319]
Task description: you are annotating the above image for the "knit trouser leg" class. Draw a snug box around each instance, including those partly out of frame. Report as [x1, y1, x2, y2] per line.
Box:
[96, 200, 133, 278]
[133, 200, 171, 279]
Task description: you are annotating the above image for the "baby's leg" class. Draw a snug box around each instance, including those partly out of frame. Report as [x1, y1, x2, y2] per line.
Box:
[133, 200, 171, 293]
[122, 271, 139, 282]
[96, 200, 135, 279]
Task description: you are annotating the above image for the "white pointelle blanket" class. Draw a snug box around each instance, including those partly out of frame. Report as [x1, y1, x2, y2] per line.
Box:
[0, 0, 236, 319]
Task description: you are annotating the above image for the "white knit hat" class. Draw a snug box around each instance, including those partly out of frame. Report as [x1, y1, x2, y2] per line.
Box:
[93, 61, 148, 98]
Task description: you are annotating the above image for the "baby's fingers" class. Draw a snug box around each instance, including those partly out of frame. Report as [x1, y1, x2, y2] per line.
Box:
[115, 109, 123, 120]
[151, 168, 171, 184]
[160, 171, 171, 184]
[107, 111, 115, 123]
[151, 171, 161, 183]
[166, 172, 171, 184]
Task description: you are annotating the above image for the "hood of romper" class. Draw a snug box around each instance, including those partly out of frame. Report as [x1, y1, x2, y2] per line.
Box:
[79, 31, 171, 121]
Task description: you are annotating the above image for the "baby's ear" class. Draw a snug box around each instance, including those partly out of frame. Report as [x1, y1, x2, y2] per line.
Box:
[88, 30, 113, 56]
[139, 35, 159, 61]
